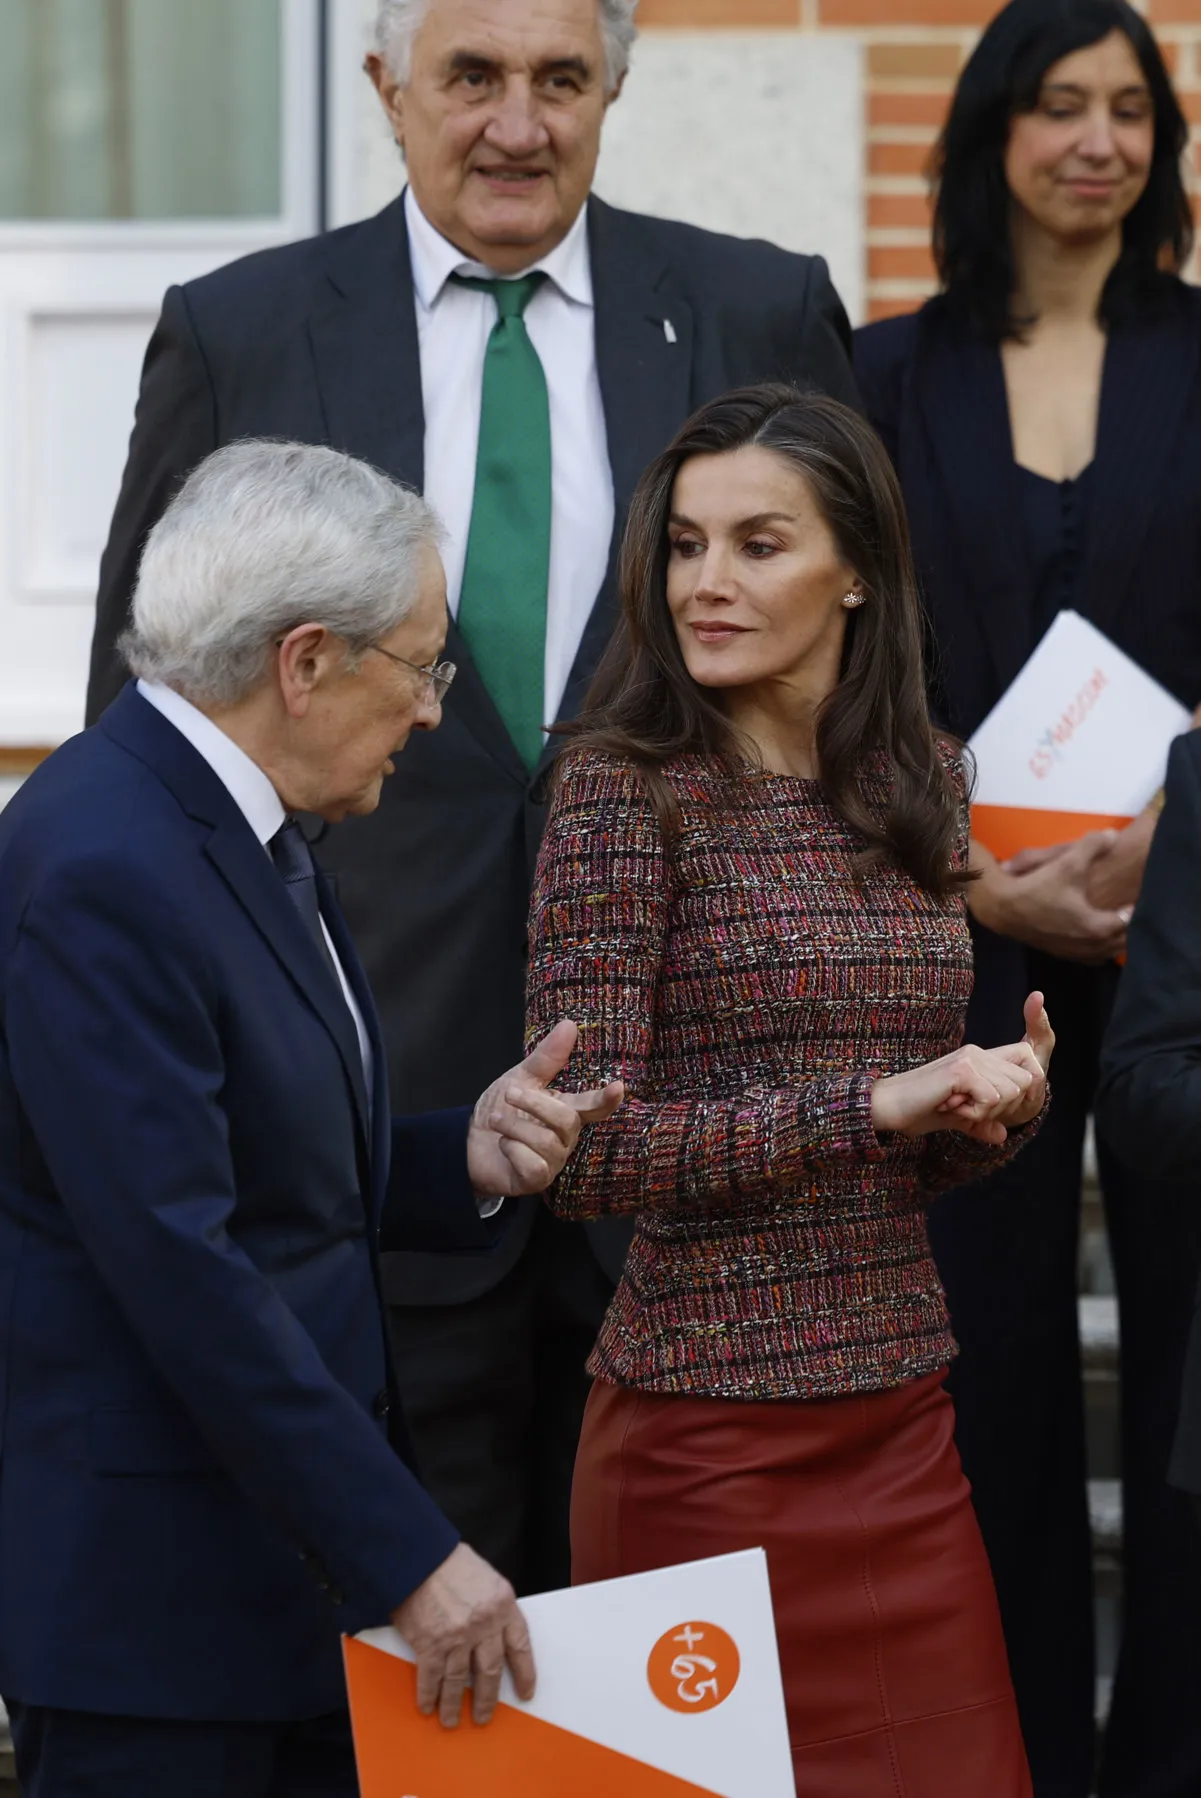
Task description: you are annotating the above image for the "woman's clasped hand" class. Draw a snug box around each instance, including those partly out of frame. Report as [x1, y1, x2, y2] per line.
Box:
[870, 992, 1054, 1145]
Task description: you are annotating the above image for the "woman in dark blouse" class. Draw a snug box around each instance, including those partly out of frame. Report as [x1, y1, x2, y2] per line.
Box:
[527, 386, 1052, 1795]
[854, 4, 1201, 1793]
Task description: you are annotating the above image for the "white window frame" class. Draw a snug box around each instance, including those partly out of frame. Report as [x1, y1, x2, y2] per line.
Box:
[0, 0, 324, 253]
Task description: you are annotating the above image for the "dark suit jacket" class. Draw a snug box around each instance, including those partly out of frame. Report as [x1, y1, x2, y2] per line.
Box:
[854, 282, 1201, 1039]
[1096, 729, 1201, 1494]
[85, 192, 858, 1304]
[0, 685, 503, 1721]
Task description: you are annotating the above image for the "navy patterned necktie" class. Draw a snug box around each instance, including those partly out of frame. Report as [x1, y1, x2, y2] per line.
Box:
[269, 818, 341, 989]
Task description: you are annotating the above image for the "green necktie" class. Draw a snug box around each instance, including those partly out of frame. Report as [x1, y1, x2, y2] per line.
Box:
[454, 272, 551, 772]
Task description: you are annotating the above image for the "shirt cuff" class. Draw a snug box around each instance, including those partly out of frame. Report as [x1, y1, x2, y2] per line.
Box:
[475, 1194, 506, 1219]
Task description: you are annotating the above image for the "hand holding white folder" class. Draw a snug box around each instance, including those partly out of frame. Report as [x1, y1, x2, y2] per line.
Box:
[967, 610, 1190, 862]
[344, 1550, 794, 1798]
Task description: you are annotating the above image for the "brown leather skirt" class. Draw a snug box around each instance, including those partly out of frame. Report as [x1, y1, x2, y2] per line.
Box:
[572, 1369, 1032, 1797]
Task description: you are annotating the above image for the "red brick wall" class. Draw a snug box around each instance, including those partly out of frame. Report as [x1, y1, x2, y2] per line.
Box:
[636, 0, 1201, 320]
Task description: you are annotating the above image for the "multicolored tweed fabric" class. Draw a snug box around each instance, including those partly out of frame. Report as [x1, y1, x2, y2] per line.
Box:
[526, 747, 1042, 1401]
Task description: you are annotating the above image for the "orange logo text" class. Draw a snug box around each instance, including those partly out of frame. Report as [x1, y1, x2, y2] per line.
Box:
[1029, 666, 1109, 780]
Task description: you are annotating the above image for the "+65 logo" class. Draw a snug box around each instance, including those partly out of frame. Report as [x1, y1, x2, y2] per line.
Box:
[647, 1621, 742, 1715]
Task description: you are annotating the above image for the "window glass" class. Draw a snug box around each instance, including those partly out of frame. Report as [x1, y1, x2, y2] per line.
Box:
[0, 0, 282, 220]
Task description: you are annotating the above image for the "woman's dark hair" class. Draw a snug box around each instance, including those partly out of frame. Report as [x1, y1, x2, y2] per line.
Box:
[931, 0, 1191, 340]
[565, 385, 967, 898]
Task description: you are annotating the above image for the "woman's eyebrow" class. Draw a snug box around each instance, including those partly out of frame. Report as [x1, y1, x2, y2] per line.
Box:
[668, 511, 797, 529]
[1040, 79, 1151, 98]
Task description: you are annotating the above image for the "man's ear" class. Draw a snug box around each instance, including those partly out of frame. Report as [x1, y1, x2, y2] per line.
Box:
[364, 52, 406, 147]
[277, 625, 341, 719]
[605, 68, 628, 110]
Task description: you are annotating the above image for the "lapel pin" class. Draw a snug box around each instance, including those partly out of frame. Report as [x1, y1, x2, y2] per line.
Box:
[663, 318, 678, 346]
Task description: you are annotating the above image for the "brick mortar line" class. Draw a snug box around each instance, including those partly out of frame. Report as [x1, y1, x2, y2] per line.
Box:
[867, 79, 958, 91]
[866, 176, 935, 192]
[868, 125, 941, 142]
[827, 26, 977, 39]
[867, 286, 937, 302]
[869, 227, 937, 244]
[869, 273, 938, 287]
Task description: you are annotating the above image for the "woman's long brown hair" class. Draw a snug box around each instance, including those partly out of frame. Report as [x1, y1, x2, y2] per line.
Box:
[563, 384, 968, 897]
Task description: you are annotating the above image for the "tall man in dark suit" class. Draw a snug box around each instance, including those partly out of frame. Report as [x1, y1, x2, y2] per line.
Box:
[0, 440, 622, 1798]
[86, 0, 859, 1595]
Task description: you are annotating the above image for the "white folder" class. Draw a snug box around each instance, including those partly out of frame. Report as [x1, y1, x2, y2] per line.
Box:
[343, 1548, 794, 1797]
[967, 610, 1190, 861]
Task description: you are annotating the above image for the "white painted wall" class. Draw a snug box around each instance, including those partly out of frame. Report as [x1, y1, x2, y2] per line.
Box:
[595, 34, 863, 327]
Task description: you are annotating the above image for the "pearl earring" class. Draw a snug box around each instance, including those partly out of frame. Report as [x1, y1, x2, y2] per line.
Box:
[841, 592, 866, 609]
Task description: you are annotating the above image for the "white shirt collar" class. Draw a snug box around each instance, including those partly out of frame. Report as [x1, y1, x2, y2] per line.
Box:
[404, 186, 593, 313]
[136, 680, 286, 849]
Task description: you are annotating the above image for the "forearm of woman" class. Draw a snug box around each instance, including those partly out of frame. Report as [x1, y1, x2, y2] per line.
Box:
[526, 758, 889, 1221]
[541, 1074, 887, 1221]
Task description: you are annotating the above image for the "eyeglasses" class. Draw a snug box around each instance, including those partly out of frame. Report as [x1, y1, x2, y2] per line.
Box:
[368, 643, 457, 705]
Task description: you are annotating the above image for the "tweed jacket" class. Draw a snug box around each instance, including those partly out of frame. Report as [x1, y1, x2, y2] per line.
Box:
[526, 748, 1042, 1401]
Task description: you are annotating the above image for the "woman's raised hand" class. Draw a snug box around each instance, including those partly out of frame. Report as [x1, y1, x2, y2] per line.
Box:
[870, 993, 1053, 1145]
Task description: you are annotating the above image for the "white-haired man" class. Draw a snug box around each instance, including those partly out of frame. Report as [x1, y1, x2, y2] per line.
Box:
[87, 0, 859, 1598]
[0, 441, 622, 1798]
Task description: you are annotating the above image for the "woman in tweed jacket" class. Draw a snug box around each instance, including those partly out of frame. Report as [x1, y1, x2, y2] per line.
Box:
[526, 386, 1052, 1796]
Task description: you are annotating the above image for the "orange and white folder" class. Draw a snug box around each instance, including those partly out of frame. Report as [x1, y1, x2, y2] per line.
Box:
[968, 609, 1191, 863]
[343, 1548, 794, 1798]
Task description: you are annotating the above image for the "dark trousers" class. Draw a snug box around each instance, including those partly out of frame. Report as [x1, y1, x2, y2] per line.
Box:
[5, 1702, 357, 1798]
[387, 1205, 614, 1596]
[929, 955, 1201, 1798]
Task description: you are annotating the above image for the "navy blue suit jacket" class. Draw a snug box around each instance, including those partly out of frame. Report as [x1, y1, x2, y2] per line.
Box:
[0, 685, 502, 1721]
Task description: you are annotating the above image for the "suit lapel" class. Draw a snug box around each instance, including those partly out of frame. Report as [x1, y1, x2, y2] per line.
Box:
[308, 195, 426, 491]
[101, 689, 372, 1152]
[910, 304, 1035, 709]
[1082, 291, 1199, 641]
[203, 827, 372, 1149]
[588, 196, 695, 517]
[318, 872, 390, 1209]
[538, 199, 694, 760]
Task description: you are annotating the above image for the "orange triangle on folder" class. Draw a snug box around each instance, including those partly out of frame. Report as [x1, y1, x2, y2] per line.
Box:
[343, 1635, 726, 1798]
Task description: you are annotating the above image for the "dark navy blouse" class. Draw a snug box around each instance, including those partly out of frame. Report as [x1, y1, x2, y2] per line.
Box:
[1014, 461, 1096, 641]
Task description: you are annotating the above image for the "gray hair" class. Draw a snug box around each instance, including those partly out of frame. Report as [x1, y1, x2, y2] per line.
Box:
[122, 440, 442, 708]
[375, 0, 638, 92]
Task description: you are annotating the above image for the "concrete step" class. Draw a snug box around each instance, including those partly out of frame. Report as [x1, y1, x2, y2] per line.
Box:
[1083, 1120, 1099, 1192]
[1080, 1218, 1115, 1298]
[1091, 1476, 1122, 1563]
[0, 1698, 14, 1790]
[1082, 1297, 1123, 1563]
[1080, 1294, 1119, 1375]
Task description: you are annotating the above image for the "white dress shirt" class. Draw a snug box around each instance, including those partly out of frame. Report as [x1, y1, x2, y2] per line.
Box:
[136, 680, 374, 1097]
[405, 188, 615, 729]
